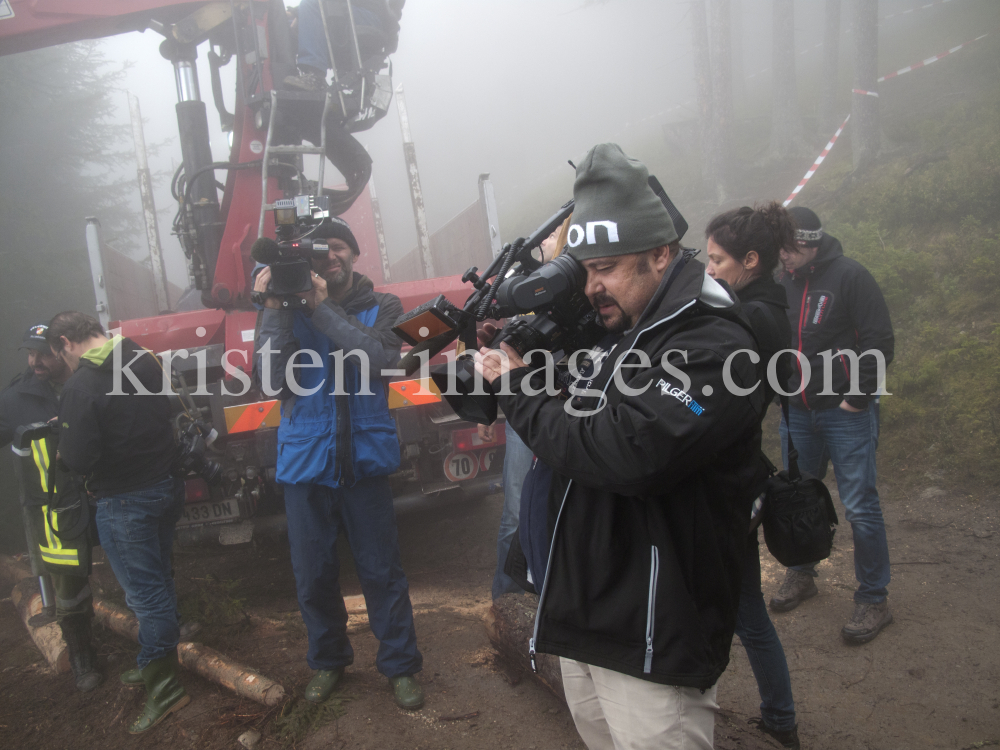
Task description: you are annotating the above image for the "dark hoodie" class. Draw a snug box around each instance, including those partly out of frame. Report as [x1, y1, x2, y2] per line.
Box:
[778, 234, 894, 411]
[499, 254, 767, 689]
[737, 274, 792, 407]
[57, 336, 176, 496]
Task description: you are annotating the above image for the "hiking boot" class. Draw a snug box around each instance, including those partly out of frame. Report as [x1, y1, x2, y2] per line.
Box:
[59, 613, 103, 692]
[304, 668, 345, 703]
[128, 652, 190, 734]
[769, 569, 818, 613]
[748, 718, 800, 749]
[284, 66, 325, 92]
[120, 666, 144, 686]
[841, 600, 893, 644]
[389, 675, 424, 710]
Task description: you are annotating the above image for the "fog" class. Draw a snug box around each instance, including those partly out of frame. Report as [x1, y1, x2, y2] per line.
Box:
[92, 0, 837, 287]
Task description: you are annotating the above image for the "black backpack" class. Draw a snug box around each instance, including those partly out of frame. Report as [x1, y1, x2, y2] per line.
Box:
[758, 399, 839, 567]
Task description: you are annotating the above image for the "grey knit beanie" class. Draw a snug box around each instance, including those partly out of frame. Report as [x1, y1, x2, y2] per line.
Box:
[566, 143, 678, 261]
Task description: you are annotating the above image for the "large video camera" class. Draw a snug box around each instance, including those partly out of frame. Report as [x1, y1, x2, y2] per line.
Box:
[250, 195, 335, 305]
[391, 176, 688, 424]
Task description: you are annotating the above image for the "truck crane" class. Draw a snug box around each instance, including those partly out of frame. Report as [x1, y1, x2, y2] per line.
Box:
[0, 0, 506, 544]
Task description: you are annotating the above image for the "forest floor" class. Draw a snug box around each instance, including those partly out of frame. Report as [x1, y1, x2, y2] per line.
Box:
[1, 433, 998, 750]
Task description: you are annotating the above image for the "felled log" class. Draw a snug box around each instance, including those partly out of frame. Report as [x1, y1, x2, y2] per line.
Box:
[484, 593, 564, 700]
[94, 598, 286, 706]
[11, 577, 69, 673]
[344, 594, 367, 614]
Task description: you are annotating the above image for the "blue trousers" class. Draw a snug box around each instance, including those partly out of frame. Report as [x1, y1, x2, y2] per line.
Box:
[736, 534, 797, 732]
[283, 476, 422, 677]
[96, 476, 182, 668]
[781, 402, 890, 603]
[492, 422, 533, 600]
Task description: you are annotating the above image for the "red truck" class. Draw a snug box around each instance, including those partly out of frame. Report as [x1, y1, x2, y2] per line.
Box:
[1, 1, 505, 544]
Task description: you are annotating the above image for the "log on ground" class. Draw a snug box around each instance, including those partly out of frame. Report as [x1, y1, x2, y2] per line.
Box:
[11, 577, 69, 673]
[94, 598, 285, 706]
[484, 593, 564, 700]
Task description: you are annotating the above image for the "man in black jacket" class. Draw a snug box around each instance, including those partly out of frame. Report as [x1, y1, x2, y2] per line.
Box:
[476, 144, 765, 750]
[771, 207, 895, 645]
[47, 312, 190, 733]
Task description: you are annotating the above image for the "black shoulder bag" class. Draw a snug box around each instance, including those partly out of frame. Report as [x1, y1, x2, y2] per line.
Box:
[759, 398, 839, 567]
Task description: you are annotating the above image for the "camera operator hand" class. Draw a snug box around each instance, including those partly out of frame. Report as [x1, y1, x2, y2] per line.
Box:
[252, 267, 282, 310]
[299, 271, 329, 311]
[474, 343, 526, 386]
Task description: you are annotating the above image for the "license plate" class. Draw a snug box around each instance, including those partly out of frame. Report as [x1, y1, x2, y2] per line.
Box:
[177, 500, 241, 527]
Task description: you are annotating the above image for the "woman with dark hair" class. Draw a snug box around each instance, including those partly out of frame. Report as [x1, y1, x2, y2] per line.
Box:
[704, 202, 801, 749]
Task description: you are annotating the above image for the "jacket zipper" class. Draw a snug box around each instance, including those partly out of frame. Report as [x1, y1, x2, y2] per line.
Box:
[796, 280, 810, 408]
[529, 480, 573, 673]
[644, 545, 660, 674]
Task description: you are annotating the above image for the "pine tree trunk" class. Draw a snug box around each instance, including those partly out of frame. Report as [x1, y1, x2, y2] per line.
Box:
[769, 0, 805, 158]
[851, 0, 880, 172]
[818, 0, 842, 134]
[706, 0, 733, 203]
[692, 0, 713, 183]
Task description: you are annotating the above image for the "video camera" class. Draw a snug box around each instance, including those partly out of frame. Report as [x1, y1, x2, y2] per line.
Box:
[391, 176, 688, 424]
[250, 195, 335, 305]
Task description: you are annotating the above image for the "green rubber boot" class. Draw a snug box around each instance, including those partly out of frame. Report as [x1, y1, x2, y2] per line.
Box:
[304, 668, 345, 703]
[120, 667, 143, 686]
[128, 653, 190, 734]
[389, 675, 424, 710]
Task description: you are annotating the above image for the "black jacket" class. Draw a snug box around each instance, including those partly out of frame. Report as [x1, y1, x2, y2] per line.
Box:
[778, 235, 894, 411]
[498, 255, 766, 689]
[737, 275, 792, 408]
[58, 336, 176, 496]
[0, 369, 60, 448]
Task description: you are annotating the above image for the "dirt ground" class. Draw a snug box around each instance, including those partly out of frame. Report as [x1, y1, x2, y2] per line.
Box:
[1, 462, 998, 749]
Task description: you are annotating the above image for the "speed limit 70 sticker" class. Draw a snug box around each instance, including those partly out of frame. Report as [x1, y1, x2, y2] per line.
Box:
[443, 451, 479, 482]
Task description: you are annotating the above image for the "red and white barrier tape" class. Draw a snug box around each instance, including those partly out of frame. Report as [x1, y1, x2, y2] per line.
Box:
[878, 32, 990, 82]
[853, 88, 880, 97]
[782, 115, 851, 208]
[880, 0, 960, 22]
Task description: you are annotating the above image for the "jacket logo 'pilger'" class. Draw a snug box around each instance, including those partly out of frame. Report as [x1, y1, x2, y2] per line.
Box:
[656, 378, 704, 416]
[566, 221, 619, 247]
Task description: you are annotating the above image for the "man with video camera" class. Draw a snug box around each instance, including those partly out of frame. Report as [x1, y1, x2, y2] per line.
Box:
[476, 144, 766, 749]
[252, 216, 424, 710]
[45, 311, 190, 733]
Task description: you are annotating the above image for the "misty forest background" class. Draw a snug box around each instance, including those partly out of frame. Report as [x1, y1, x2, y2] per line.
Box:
[0, 0, 998, 551]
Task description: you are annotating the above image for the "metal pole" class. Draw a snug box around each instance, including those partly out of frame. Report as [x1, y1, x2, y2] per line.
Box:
[395, 85, 435, 278]
[367, 176, 392, 284]
[478, 174, 502, 259]
[128, 93, 170, 312]
[85, 218, 112, 330]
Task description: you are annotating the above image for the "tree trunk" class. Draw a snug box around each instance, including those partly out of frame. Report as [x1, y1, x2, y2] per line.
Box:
[691, 0, 713, 183]
[818, 0, 842, 134]
[484, 594, 565, 701]
[706, 0, 734, 203]
[11, 577, 70, 673]
[769, 0, 806, 159]
[731, 0, 747, 110]
[851, 0, 880, 172]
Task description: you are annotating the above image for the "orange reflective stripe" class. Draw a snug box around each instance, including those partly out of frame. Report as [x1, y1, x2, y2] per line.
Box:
[225, 400, 281, 433]
[388, 378, 442, 409]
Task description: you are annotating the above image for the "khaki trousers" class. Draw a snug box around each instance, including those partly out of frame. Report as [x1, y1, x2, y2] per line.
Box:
[560, 658, 718, 750]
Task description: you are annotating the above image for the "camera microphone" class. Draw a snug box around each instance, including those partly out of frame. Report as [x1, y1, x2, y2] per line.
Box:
[251, 237, 282, 264]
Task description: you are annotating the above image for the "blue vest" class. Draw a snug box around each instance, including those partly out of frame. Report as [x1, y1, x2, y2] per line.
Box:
[275, 305, 401, 488]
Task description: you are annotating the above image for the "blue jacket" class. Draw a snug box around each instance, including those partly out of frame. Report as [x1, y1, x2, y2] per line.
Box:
[254, 273, 404, 488]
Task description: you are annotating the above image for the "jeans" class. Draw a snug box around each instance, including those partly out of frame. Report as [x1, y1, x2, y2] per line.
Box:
[297, 0, 381, 72]
[283, 476, 422, 677]
[95, 476, 182, 668]
[735, 534, 796, 731]
[492, 422, 533, 600]
[780, 402, 890, 603]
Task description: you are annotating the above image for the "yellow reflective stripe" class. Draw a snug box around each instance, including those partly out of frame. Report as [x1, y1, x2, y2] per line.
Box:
[31, 439, 49, 493]
[40, 504, 63, 552]
[40, 550, 80, 566]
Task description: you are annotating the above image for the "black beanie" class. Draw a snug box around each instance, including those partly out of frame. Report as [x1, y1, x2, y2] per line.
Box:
[566, 144, 678, 261]
[789, 206, 823, 246]
[314, 216, 360, 256]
